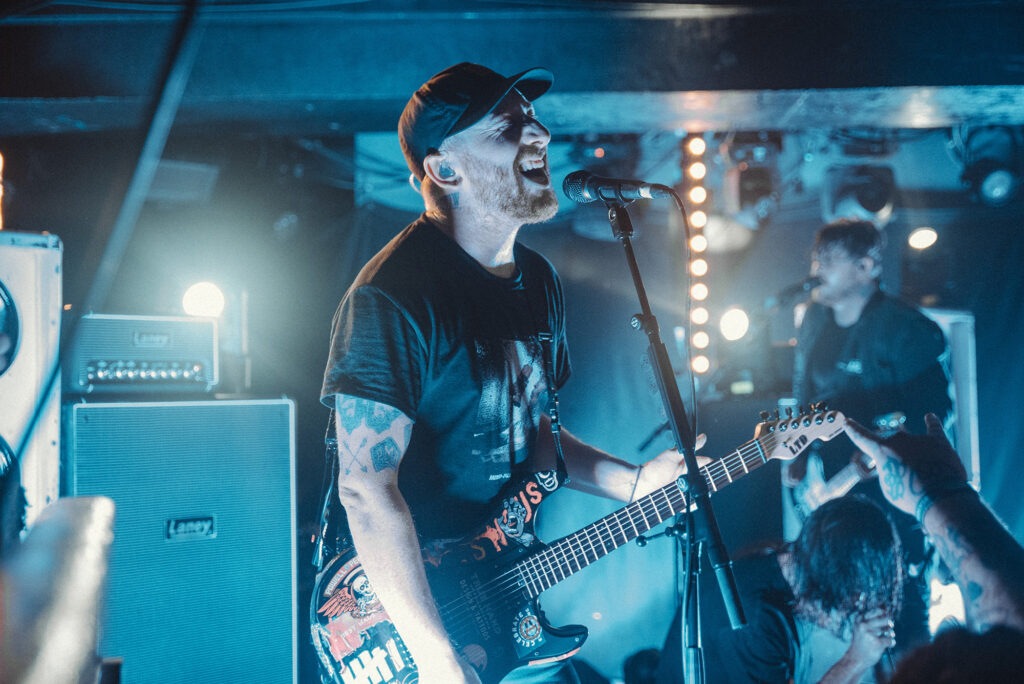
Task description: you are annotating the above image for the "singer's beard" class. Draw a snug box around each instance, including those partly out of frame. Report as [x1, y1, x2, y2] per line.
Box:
[460, 155, 559, 225]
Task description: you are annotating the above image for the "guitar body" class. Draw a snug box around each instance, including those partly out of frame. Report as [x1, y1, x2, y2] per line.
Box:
[311, 469, 587, 684]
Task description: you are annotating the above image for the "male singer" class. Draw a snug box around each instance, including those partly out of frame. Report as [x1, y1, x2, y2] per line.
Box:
[315, 62, 686, 684]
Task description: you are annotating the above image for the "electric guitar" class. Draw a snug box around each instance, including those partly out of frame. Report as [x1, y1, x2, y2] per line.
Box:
[311, 408, 846, 684]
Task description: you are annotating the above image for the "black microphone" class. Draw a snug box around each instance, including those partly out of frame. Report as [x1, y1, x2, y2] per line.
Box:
[562, 170, 671, 204]
[764, 276, 821, 310]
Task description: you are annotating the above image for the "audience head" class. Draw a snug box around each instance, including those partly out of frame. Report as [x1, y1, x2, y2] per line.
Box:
[789, 495, 903, 634]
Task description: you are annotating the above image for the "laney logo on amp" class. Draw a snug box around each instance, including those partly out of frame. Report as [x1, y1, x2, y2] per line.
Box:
[133, 330, 171, 348]
[166, 516, 217, 541]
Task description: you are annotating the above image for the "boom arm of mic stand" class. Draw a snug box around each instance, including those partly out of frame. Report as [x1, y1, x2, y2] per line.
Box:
[606, 201, 747, 633]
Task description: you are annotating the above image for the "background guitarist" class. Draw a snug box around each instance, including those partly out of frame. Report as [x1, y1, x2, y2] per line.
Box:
[782, 219, 954, 661]
[317, 63, 686, 684]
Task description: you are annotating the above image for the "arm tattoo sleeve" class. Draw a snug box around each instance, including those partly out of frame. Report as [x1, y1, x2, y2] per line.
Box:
[927, 493, 1024, 631]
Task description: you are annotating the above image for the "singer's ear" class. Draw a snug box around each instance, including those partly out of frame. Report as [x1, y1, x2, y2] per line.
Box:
[423, 153, 459, 188]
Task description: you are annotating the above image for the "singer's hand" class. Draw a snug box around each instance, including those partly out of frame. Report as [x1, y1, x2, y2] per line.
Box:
[633, 434, 707, 501]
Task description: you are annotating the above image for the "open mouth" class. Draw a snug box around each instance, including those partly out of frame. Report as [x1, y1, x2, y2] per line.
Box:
[518, 156, 550, 186]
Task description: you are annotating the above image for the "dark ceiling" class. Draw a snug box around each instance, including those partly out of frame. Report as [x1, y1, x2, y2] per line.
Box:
[4, 0, 1024, 139]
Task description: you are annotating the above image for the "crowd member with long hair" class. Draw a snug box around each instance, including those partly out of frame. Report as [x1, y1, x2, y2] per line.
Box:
[659, 495, 903, 683]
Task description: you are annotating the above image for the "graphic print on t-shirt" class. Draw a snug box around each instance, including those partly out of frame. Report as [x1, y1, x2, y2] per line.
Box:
[472, 338, 546, 480]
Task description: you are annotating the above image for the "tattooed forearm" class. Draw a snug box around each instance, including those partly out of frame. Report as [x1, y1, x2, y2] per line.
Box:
[335, 395, 412, 476]
[925, 491, 1024, 631]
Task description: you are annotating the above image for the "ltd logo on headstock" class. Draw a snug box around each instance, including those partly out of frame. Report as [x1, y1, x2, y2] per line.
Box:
[785, 433, 810, 455]
[756, 406, 847, 462]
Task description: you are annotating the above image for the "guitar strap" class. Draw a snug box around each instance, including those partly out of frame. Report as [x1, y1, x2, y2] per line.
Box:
[311, 409, 350, 571]
[537, 332, 569, 485]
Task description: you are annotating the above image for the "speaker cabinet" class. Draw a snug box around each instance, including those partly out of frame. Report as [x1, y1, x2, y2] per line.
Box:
[0, 231, 62, 531]
[63, 399, 297, 684]
[924, 308, 980, 488]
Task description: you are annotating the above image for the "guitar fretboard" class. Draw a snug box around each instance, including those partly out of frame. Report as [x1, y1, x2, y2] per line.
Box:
[515, 430, 783, 597]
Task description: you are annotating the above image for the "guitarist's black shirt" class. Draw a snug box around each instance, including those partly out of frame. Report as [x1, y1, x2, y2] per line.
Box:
[322, 216, 571, 540]
[795, 290, 952, 450]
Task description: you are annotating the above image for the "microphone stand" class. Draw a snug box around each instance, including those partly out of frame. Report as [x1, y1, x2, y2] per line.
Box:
[603, 199, 746, 684]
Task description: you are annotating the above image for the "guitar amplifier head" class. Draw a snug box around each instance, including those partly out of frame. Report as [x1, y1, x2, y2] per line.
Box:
[63, 313, 218, 395]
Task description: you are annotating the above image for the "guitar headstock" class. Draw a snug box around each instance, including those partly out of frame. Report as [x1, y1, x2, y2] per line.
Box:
[754, 407, 846, 461]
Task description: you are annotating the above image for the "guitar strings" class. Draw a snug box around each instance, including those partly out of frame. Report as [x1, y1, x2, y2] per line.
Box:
[432, 431, 785, 640]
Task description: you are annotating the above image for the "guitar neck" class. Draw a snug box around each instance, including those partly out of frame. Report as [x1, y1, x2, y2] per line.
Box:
[827, 463, 866, 496]
[516, 430, 783, 597]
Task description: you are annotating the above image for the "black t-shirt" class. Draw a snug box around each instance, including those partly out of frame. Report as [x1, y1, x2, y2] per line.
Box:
[321, 216, 570, 539]
[795, 291, 952, 445]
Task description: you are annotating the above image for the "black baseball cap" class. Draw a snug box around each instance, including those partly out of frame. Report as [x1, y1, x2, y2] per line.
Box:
[398, 62, 554, 181]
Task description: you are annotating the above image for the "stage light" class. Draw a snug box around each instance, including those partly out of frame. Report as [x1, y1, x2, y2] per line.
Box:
[691, 355, 711, 374]
[182, 281, 226, 318]
[690, 234, 708, 252]
[692, 331, 710, 349]
[963, 159, 1017, 206]
[687, 162, 707, 181]
[690, 283, 708, 300]
[719, 308, 750, 341]
[688, 186, 707, 204]
[822, 164, 895, 227]
[690, 210, 707, 229]
[908, 227, 938, 250]
[686, 136, 706, 156]
[690, 258, 708, 277]
[721, 131, 782, 229]
[724, 165, 777, 229]
[957, 126, 1021, 206]
[691, 307, 709, 325]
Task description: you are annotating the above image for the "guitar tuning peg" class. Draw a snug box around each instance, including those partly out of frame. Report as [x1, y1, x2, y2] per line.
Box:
[759, 410, 770, 421]
[773, 409, 780, 420]
[785, 406, 793, 418]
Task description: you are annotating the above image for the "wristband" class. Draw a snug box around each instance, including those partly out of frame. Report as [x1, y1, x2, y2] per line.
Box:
[915, 482, 975, 524]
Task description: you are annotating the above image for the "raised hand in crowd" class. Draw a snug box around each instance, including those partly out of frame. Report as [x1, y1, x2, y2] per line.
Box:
[845, 413, 1024, 631]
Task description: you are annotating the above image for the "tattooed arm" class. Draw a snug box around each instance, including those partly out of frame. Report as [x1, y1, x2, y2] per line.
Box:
[845, 413, 1024, 631]
[333, 394, 481, 684]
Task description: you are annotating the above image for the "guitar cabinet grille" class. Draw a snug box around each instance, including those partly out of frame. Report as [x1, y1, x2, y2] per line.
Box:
[63, 399, 297, 684]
